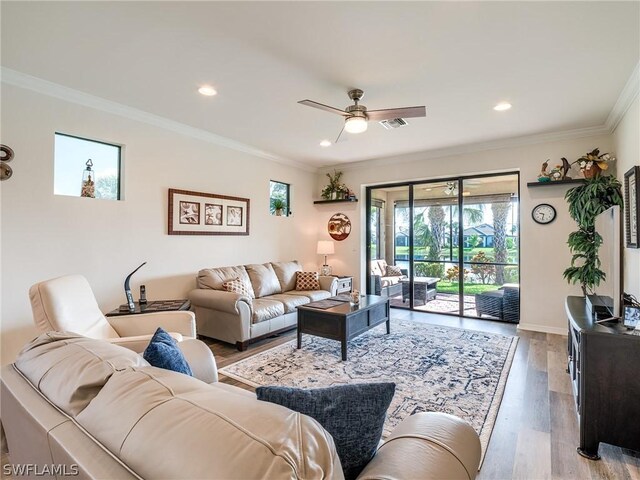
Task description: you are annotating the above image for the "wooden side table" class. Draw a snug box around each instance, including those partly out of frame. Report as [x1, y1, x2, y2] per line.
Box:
[105, 299, 191, 317]
[335, 276, 353, 294]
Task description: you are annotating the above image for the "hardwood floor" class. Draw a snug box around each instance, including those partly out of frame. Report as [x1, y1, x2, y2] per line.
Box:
[206, 308, 640, 480]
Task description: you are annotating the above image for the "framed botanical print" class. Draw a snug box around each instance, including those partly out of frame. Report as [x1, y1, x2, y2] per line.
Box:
[168, 188, 250, 235]
[624, 166, 639, 248]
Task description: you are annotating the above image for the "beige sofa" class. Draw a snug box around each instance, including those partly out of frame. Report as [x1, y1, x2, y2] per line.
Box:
[370, 259, 407, 297]
[189, 261, 338, 350]
[1, 333, 482, 479]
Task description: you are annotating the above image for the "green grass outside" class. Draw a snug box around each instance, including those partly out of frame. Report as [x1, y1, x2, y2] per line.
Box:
[436, 281, 499, 295]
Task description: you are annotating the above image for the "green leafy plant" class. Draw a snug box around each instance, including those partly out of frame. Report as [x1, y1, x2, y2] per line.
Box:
[563, 175, 623, 294]
[321, 170, 346, 199]
[270, 197, 287, 215]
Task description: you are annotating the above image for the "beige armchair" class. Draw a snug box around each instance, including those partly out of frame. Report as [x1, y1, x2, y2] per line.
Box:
[29, 274, 196, 353]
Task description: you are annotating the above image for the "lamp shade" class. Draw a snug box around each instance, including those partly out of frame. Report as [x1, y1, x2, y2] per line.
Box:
[344, 116, 368, 134]
[317, 240, 335, 255]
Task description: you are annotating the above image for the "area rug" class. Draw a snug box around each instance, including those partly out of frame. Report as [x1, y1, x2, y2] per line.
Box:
[220, 320, 517, 462]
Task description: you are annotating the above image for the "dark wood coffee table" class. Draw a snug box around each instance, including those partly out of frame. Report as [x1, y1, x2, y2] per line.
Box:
[296, 295, 390, 361]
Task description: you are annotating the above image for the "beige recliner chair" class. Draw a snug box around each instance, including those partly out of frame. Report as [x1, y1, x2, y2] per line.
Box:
[29, 274, 197, 353]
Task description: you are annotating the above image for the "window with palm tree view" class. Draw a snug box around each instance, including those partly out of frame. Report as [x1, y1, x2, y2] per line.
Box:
[367, 173, 519, 322]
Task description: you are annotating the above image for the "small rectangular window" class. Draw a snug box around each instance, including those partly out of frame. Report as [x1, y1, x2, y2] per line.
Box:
[54, 133, 122, 200]
[270, 180, 290, 216]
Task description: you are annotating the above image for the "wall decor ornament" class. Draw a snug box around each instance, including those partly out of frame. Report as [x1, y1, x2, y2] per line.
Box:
[624, 166, 639, 248]
[1, 144, 15, 181]
[168, 188, 250, 235]
[328, 212, 351, 241]
[572, 148, 615, 179]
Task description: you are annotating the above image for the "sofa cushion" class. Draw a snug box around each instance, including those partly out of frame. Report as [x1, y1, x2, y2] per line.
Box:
[252, 298, 286, 323]
[380, 276, 402, 287]
[287, 290, 332, 302]
[296, 271, 320, 291]
[257, 383, 396, 480]
[267, 293, 310, 313]
[245, 263, 282, 297]
[143, 328, 193, 376]
[385, 265, 403, 276]
[271, 260, 303, 292]
[222, 277, 253, 297]
[197, 266, 255, 298]
[370, 260, 388, 277]
[15, 332, 149, 417]
[74, 366, 343, 479]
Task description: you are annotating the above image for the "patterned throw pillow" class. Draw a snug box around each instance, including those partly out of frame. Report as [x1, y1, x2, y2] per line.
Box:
[385, 264, 404, 276]
[296, 271, 320, 291]
[222, 277, 252, 297]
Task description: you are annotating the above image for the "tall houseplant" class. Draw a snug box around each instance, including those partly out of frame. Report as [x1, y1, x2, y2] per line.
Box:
[563, 174, 623, 295]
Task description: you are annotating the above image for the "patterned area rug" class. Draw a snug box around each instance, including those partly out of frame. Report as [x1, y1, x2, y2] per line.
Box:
[220, 320, 517, 461]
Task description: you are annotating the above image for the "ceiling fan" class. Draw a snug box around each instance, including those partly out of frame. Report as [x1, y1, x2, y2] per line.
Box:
[298, 89, 426, 142]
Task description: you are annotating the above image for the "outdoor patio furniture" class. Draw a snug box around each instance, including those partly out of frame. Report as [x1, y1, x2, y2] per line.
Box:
[401, 277, 439, 304]
[371, 259, 407, 296]
[475, 283, 519, 323]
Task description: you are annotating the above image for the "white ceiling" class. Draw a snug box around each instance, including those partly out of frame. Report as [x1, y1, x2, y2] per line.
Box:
[2, 2, 639, 168]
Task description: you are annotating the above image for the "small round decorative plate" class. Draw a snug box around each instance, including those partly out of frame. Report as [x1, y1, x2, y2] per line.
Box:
[1, 163, 13, 181]
[0, 145, 14, 163]
[328, 213, 351, 241]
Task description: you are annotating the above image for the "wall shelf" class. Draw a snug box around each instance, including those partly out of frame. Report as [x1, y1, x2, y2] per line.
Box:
[313, 198, 359, 204]
[527, 178, 586, 188]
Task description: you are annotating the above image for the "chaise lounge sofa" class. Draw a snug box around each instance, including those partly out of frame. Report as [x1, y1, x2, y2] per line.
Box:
[1, 332, 482, 479]
[189, 261, 337, 350]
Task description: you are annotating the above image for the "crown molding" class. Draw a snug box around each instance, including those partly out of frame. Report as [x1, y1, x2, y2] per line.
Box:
[0, 67, 317, 173]
[606, 61, 640, 133]
[320, 124, 611, 173]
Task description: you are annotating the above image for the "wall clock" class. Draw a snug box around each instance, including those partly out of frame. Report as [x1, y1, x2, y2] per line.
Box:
[532, 203, 556, 225]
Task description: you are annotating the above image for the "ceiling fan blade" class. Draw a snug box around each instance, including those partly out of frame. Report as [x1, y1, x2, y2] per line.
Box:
[298, 100, 350, 116]
[367, 106, 426, 121]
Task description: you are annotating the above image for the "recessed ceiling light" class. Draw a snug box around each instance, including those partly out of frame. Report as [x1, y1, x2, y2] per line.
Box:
[493, 102, 512, 111]
[319, 140, 332, 147]
[198, 86, 217, 96]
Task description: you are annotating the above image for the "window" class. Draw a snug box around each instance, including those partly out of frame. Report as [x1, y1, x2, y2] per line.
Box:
[54, 133, 122, 200]
[270, 180, 290, 216]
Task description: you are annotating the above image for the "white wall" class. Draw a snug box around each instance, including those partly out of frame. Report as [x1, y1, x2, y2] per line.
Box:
[318, 134, 614, 334]
[613, 95, 640, 298]
[0, 85, 319, 365]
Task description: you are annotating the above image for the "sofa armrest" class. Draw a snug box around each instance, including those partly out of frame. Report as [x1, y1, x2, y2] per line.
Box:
[400, 268, 408, 277]
[107, 311, 196, 338]
[177, 339, 218, 384]
[188, 289, 252, 315]
[319, 276, 338, 295]
[356, 412, 481, 480]
[371, 275, 382, 296]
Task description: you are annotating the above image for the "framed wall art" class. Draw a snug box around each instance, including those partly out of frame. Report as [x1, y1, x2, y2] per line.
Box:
[328, 212, 351, 241]
[624, 166, 639, 248]
[168, 188, 250, 235]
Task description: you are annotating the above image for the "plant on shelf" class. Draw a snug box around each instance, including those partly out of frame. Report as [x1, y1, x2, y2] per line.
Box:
[571, 148, 616, 179]
[270, 197, 287, 216]
[563, 174, 623, 295]
[321, 170, 349, 200]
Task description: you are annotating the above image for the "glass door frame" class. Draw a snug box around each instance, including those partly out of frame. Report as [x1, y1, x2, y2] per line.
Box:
[365, 171, 521, 320]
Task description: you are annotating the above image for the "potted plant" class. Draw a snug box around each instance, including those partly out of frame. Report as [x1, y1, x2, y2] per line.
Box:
[563, 174, 623, 295]
[572, 148, 616, 179]
[321, 170, 344, 200]
[270, 197, 286, 216]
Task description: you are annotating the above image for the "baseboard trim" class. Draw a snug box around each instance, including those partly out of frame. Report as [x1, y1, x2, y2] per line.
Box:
[517, 323, 567, 336]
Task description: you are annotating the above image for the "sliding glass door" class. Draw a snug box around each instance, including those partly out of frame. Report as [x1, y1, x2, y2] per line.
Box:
[366, 173, 520, 322]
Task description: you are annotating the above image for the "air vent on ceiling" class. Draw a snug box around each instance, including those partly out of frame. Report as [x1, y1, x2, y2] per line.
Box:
[379, 118, 408, 129]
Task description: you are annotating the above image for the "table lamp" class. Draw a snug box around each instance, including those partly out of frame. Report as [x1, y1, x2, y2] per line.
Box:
[317, 240, 335, 276]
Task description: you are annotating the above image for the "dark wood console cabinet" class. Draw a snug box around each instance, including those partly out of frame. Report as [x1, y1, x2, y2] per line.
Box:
[566, 296, 640, 459]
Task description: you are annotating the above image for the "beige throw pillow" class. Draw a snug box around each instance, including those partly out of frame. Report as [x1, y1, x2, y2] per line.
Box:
[222, 278, 253, 297]
[296, 271, 320, 291]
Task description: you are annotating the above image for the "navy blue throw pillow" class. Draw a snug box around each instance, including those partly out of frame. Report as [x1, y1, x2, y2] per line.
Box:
[256, 383, 395, 480]
[143, 328, 193, 376]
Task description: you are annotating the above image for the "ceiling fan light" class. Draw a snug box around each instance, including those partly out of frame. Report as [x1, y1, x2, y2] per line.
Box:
[344, 116, 368, 134]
